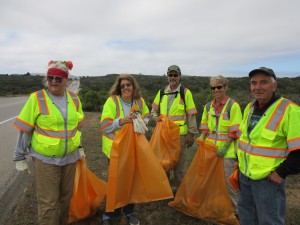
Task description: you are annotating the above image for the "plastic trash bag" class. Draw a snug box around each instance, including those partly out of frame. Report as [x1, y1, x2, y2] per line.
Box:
[106, 123, 173, 212]
[150, 115, 181, 172]
[169, 139, 239, 225]
[69, 158, 107, 223]
[229, 168, 239, 191]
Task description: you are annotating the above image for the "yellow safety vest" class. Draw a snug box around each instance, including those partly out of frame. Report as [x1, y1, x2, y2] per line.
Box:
[14, 89, 85, 157]
[200, 98, 242, 158]
[151, 85, 197, 135]
[100, 95, 150, 158]
[237, 97, 300, 180]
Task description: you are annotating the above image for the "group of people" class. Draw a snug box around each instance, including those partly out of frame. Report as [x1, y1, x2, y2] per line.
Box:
[13, 61, 300, 225]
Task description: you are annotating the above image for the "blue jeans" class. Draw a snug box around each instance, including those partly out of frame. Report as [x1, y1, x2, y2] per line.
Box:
[103, 204, 134, 220]
[238, 172, 286, 225]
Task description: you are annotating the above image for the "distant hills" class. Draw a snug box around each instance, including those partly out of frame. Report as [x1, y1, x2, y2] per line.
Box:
[1, 73, 299, 115]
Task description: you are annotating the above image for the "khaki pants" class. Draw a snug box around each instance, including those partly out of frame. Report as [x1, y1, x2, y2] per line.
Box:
[33, 158, 76, 225]
[224, 158, 239, 213]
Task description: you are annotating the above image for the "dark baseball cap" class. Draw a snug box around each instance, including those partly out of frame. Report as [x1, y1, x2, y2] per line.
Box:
[167, 65, 181, 74]
[249, 67, 276, 80]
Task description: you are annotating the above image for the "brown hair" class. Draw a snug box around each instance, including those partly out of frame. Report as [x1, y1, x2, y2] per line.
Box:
[109, 74, 141, 99]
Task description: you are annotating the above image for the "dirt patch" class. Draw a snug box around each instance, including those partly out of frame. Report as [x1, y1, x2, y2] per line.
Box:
[4, 112, 300, 225]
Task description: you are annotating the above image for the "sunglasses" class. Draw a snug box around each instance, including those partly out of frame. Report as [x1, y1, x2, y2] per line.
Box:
[211, 86, 223, 90]
[120, 83, 132, 89]
[168, 73, 179, 78]
[47, 76, 63, 83]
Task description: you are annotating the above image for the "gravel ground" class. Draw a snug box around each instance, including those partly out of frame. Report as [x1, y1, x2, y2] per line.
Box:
[4, 112, 300, 225]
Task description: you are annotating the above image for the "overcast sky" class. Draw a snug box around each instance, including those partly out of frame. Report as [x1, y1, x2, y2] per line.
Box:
[1, 0, 300, 77]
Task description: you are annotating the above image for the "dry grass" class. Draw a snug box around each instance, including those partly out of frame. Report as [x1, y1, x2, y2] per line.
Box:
[5, 112, 300, 225]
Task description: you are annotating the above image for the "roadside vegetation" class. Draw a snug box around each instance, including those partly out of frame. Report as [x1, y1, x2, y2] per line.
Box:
[1, 73, 300, 121]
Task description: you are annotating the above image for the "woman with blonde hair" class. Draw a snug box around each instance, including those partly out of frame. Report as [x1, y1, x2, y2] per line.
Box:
[199, 75, 242, 217]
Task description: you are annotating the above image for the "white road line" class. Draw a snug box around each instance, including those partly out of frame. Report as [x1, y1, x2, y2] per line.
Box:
[0, 116, 18, 125]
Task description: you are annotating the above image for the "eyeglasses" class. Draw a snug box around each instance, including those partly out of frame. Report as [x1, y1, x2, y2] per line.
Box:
[211, 86, 223, 90]
[47, 76, 63, 83]
[168, 73, 179, 78]
[120, 83, 132, 89]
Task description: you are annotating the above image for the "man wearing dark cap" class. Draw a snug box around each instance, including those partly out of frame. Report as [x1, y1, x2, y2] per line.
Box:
[151, 65, 198, 192]
[236, 67, 300, 225]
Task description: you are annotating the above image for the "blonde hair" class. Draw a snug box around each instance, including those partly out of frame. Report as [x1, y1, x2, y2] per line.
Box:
[210, 75, 228, 90]
[109, 74, 142, 99]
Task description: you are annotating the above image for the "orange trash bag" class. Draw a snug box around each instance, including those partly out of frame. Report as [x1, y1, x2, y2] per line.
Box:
[106, 123, 173, 212]
[169, 139, 239, 225]
[68, 158, 107, 223]
[150, 115, 181, 172]
[229, 168, 239, 191]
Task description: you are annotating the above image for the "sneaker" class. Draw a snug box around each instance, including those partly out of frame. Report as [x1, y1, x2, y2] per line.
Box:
[102, 219, 111, 225]
[126, 214, 140, 225]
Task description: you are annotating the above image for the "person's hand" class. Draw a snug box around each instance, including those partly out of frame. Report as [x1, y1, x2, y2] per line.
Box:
[15, 160, 31, 174]
[119, 116, 133, 126]
[79, 147, 85, 158]
[186, 133, 195, 148]
[153, 117, 162, 123]
[198, 133, 206, 141]
[216, 142, 230, 157]
[268, 171, 284, 185]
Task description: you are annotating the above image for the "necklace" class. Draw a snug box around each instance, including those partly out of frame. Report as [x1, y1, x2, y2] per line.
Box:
[120, 97, 134, 105]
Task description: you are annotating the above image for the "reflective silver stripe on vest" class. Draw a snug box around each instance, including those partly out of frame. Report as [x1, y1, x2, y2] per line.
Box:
[239, 141, 288, 158]
[223, 99, 234, 120]
[237, 129, 242, 137]
[167, 115, 186, 121]
[229, 124, 239, 132]
[137, 98, 143, 112]
[266, 99, 291, 131]
[111, 96, 121, 118]
[78, 117, 86, 129]
[200, 124, 208, 130]
[151, 102, 159, 111]
[35, 125, 78, 138]
[101, 119, 113, 132]
[14, 118, 34, 133]
[207, 133, 228, 141]
[288, 138, 300, 150]
[36, 90, 49, 115]
[68, 91, 79, 111]
[187, 108, 197, 115]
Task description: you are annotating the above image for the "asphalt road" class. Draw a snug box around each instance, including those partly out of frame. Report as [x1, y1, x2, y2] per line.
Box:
[0, 96, 32, 224]
[0, 96, 29, 193]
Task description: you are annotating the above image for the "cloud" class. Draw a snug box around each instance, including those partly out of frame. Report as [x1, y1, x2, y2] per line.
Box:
[0, 0, 300, 77]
